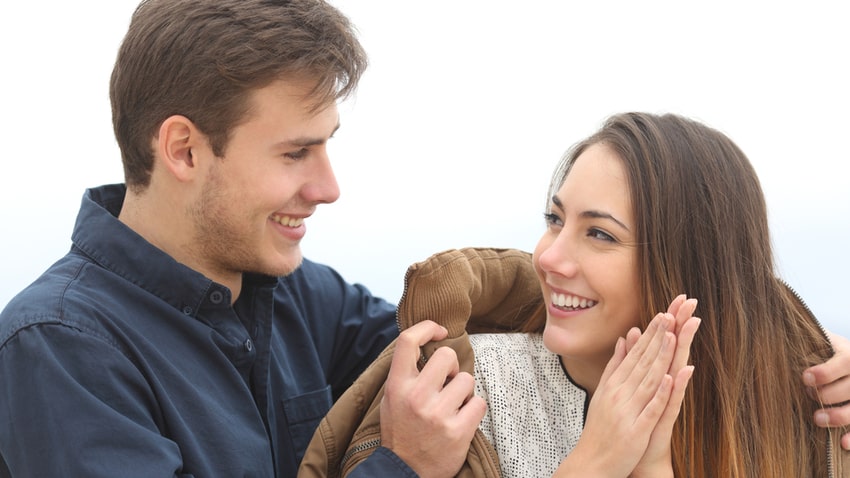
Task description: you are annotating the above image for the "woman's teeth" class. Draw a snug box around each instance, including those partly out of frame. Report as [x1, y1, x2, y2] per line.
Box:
[551, 292, 596, 310]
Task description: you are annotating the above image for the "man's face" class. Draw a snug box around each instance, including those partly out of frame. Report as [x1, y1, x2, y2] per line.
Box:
[187, 78, 341, 283]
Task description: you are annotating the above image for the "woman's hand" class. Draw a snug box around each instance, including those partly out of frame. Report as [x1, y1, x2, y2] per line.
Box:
[628, 295, 701, 477]
[554, 306, 697, 478]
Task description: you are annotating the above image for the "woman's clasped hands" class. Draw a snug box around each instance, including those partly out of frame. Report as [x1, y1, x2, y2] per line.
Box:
[555, 295, 701, 478]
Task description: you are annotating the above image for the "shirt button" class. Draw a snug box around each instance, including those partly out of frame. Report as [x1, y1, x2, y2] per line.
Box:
[209, 290, 224, 304]
[244, 338, 254, 352]
[182, 306, 193, 315]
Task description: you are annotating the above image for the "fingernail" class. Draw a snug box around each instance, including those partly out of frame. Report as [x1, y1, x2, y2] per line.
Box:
[803, 371, 816, 387]
[815, 410, 830, 427]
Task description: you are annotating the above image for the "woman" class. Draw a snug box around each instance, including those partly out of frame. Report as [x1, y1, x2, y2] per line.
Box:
[475, 112, 845, 476]
[299, 113, 849, 477]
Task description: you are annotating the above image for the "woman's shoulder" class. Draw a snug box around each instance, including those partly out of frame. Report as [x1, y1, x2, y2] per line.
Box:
[469, 332, 548, 355]
[469, 332, 580, 395]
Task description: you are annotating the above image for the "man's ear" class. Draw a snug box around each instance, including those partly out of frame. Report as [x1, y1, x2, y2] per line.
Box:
[156, 115, 206, 182]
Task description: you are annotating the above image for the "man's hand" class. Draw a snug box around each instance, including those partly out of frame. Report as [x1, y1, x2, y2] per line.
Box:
[803, 330, 850, 450]
[380, 320, 486, 478]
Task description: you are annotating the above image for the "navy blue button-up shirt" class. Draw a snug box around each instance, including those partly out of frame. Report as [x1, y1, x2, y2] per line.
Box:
[0, 185, 407, 477]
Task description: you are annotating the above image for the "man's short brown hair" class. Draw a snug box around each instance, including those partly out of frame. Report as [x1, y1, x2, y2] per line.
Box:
[110, 0, 367, 191]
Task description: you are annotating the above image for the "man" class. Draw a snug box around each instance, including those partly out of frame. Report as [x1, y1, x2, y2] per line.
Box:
[0, 1, 848, 477]
[0, 1, 481, 476]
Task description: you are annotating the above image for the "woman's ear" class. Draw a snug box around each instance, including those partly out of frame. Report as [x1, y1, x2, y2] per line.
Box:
[155, 115, 204, 182]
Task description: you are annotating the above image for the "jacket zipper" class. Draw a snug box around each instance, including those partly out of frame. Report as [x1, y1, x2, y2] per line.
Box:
[782, 280, 835, 478]
[339, 438, 381, 472]
[396, 266, 430, 370]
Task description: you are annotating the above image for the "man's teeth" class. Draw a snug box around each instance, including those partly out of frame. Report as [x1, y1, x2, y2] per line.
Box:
[552, 292, 596, 309]
[271, 215, 303, 227]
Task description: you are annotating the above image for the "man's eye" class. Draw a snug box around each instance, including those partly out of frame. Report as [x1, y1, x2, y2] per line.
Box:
[285, 148, 309, 160]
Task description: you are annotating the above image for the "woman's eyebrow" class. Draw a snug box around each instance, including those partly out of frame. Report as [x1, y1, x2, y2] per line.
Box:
[553, 194, 630, 231]
[581, 210, 630, 231]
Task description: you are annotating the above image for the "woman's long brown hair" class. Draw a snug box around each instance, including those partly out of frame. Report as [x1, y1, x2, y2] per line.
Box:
[530, 112, 835, 476]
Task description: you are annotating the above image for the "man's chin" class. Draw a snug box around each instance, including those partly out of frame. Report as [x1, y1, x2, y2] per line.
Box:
[269, 251, 304, 277]
[244, 250, 304, 278]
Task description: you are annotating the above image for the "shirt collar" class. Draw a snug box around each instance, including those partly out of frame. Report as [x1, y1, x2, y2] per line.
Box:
[72, 184, 236, 317]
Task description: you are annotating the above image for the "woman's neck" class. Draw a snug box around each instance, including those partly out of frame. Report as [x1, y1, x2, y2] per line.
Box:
[558, 354, 608, 396]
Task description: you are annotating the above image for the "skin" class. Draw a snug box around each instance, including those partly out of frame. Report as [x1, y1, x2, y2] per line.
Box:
[535, 144, 700, 477]
[806, 331, 850, 450]
[119, 78, 341, 299]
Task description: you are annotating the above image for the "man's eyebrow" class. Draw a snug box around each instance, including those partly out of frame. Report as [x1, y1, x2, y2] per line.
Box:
[285, 123, 341, 148]
[552, 195, 630, 231]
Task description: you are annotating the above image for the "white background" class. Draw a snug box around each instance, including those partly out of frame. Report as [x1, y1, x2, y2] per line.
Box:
[1, 2, 847, 337]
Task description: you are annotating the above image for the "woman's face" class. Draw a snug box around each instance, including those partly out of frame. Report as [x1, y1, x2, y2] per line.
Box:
[533, 143, 641, 389]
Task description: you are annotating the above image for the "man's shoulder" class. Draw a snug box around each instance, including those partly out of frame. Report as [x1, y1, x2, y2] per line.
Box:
[0, 253, 108, 344]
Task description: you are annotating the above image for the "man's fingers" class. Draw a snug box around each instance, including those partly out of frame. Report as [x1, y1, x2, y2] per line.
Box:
[811, 375, 850, 407]
[440, 371, 486, 420]
[418, 345, 461, 387]
[390, 320, 449, 378]
[803, 330, 850, 389]
[812, 403, 850, 451]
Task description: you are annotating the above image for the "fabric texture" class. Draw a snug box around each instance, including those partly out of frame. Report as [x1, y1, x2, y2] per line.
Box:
[471, 333, 586, 477]
[0, 184, 399, 478]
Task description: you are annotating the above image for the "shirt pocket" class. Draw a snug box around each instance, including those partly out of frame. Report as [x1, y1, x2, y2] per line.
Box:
[283, 385, 333, 464]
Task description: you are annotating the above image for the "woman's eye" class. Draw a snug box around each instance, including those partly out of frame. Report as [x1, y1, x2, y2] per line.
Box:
[588, 228, 615, 242]
[543, 212, 563, 228]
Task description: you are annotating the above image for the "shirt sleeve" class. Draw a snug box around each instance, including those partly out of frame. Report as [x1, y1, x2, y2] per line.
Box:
[347, 447, 419, 477]
[0, 323, 186, 477]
